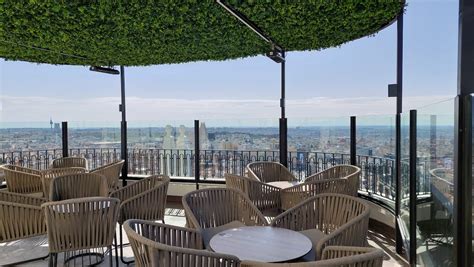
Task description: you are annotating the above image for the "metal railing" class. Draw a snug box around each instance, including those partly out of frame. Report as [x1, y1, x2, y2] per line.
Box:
[0, 148, 397, 201]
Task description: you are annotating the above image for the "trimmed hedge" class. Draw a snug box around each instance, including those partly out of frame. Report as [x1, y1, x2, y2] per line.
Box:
[0, 1, 404, 66]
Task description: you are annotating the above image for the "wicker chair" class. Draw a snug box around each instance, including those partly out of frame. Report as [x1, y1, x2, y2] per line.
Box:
[280, 179, 348, 211]
[241, 246, 384, 267]
[49, 173, 108, 201]
[41, 167, 87, 198]
[0, 191, 48, 265]
[90, 160, 125, 192]
[0, 164, 43, 194]
[304, 165, 361, 196]
[271, 194, 370, 261]
[225, 173, 281, 213]
[246, 162, 297, 183]
[51, 156, 88, 169]
[110, 175, 170, 264]
[183, 188, 267, 248]
[124, 219, 241, 267]
[42, 197, 120, 267]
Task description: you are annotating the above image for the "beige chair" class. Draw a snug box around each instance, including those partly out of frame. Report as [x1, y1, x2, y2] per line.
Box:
[271, 194, 370, 261]
[280, 179, 348, 211]
[0, 191, 48, 265]
[225, 173, 281, 213]
[124, 219, 241, 267]
[51, 156, 88, 169]
[0, 164, 43, 194]
[91, 160, 125, 192]
[110, 175, 170, 264]
[42, 197, 120, 267]
[241, 246, 384, 267]
[182, 188, 267, 248]
[49, 173, 108, 201]
[304, 165, 361, 196]
[246, 162, 297, 183]
[41, 167, 87, 198]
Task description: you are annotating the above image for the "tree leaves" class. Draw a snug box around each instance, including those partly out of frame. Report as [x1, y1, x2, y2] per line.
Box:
[0, 0, 404, 66]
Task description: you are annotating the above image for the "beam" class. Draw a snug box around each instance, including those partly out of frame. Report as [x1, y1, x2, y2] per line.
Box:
[395, 12, 404, 255]
[454, 1, 474, 265]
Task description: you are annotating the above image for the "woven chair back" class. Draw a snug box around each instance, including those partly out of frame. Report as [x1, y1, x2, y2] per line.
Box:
[50, 173, 108, 201]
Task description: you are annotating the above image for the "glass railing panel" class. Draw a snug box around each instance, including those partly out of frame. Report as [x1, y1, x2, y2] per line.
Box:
[400, 111, 411, 252]
[0, 121, 63, 169]
[415, 98, 455, 265]
[288, 117, 350, 181]
[199, 118, 279, 180]
[356, 115, 396, 205]
[127, 120, 195, 178]
[68, 121, 121, 170]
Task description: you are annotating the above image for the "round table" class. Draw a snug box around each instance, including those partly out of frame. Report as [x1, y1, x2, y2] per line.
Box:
[209, 226, 312, 263]
[267, 181, 300, 189]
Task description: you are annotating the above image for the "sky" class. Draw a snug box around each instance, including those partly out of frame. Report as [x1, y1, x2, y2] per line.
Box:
[0, 0, 459, 126]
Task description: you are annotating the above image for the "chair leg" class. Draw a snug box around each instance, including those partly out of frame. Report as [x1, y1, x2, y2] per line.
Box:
[119, 224, 134, 265]
[114, 234, 119, 267]
[109, 246, 113, 267]
[48, 253, 57, 267]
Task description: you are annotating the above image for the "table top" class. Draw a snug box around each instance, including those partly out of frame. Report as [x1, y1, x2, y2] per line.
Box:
[267, 181, 300, 189]
[209, 226, 312, 263]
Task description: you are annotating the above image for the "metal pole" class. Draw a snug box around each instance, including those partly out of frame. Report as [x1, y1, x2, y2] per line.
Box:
[409, 109, 417, 266]
[395, 12, 404, 255]
[61, 121, 68, 158]
[454, 1, 474, 265]
[350, 116, 356, 165]
[279, 51, 288, 167]
[120, 66, 128, 187]
[194, 120, 200, 190]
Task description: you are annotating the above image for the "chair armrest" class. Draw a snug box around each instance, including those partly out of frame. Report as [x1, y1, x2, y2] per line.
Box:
[248, 181, 281, 211]
[321, 246, 380, 260]
[118, 182, 168, 223]
[280, 179, 348, 210]
[315, 209, 370, 258]
[0, 190, 46, 206]
[110, 179, 146, 201]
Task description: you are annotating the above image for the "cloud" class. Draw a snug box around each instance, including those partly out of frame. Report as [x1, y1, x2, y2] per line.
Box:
[0, 95, 455, 126]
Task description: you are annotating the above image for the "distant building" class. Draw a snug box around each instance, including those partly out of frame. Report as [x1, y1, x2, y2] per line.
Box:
[200, 122, 210, 149]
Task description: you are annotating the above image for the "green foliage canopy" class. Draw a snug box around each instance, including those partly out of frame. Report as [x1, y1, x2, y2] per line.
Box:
[0, 1, 404, 66]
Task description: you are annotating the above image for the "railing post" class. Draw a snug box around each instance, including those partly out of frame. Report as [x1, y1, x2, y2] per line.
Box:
[61, 121, 68, 158]
[350, 116, 356, 166]
[409, 109, 417, 266]
[279, 118, 288, 167]
[194, 120, 200, 190]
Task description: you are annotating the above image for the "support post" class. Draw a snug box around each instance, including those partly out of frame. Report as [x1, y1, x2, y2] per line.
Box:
[409, 109, 417, 266]
[279, 51, 288, 167]
[350, 116, 356, 165]
[395, 12, 404, 255]
[61, 121, 68, 158]
[454, 1, 474, 266]
[120, 66, 128, 187]
[194, 120, 200, 190]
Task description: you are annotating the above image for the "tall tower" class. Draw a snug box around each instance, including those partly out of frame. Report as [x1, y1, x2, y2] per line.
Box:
[200, 122, 210, 149]
[49, 117, 53, 130]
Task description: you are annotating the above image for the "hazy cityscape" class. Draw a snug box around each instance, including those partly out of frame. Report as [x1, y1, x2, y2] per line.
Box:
[0, 121, 453, 160]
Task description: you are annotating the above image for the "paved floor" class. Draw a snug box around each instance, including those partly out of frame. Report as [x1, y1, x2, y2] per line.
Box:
[0, 207, 408, 266]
